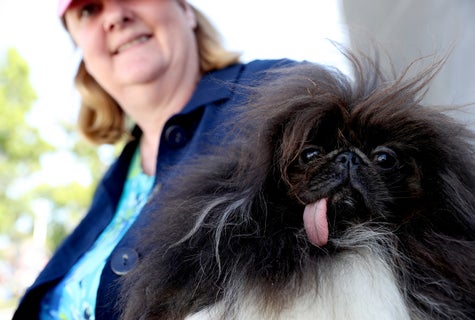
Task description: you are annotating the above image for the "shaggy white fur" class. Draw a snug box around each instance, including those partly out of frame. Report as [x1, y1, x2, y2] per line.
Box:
[187, 249, 411, 320]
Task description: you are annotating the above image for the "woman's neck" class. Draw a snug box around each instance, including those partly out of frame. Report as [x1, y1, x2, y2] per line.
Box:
[129, 71, 200, 176]
[139, 133, 159, 176]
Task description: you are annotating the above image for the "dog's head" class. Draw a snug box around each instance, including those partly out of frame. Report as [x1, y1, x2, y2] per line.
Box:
[242, 55, 475, 248]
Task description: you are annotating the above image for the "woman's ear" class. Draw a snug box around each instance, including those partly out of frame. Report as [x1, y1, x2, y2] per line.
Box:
[177, 0, 197, 29]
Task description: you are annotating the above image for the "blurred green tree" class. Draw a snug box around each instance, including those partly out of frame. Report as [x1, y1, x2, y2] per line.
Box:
[0, 48, 53, 246]
[0, 48, 108, 253]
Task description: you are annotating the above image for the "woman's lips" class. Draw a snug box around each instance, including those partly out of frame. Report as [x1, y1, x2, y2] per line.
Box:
[114, 34, 152, 54]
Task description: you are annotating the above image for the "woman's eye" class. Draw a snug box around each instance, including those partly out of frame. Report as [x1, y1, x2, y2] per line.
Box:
[372, 148, 398, 170]
[79, 3, 101, 18]
[300, 147, 323, 164]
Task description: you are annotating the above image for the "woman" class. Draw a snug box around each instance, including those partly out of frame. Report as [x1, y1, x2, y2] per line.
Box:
[13, 0, 290, 319]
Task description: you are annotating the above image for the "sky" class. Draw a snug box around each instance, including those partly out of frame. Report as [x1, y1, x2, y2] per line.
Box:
[0, 0, 348, 186]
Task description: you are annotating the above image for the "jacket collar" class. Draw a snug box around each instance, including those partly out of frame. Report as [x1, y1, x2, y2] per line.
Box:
[181, 63, 244, 115]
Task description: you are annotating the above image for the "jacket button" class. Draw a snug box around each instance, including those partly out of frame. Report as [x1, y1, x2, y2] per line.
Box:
[110, 247, 139, 276]
[165, 124, 188, 148]
[83, 305, 93, 319]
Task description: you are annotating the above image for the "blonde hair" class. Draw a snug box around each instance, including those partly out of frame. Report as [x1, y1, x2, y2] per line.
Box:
[74, 4, 240, 144]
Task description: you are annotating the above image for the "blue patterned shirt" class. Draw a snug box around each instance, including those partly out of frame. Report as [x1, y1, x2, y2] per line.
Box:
[40, 148, 154, 320]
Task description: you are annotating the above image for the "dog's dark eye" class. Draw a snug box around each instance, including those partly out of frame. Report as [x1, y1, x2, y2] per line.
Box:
[300, 147, 323, 164]
[372, 148, 398, 170]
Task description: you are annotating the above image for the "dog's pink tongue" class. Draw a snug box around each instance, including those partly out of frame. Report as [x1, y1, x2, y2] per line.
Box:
[303, 198, 329, 247]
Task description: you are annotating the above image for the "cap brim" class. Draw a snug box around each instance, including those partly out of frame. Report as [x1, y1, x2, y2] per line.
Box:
[58, 0, 73, 17]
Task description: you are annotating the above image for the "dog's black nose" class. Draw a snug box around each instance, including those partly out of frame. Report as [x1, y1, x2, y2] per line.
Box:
[336, 151, 361, 168]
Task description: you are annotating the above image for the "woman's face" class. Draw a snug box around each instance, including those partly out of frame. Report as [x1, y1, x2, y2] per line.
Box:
[65, 0, 198, 97]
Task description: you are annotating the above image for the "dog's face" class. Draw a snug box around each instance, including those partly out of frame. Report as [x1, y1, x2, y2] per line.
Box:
[250, 62, 468, 248]
[283, 107, 426, 246]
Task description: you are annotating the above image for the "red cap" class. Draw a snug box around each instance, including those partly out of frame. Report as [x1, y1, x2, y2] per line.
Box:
[58, 0, 73, 17]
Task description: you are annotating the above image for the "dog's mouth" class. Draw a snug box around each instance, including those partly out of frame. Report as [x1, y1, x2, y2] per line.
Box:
[295, 149, 396, 248]
[302, 189, 370, 247]
[303, 198, 329, 247]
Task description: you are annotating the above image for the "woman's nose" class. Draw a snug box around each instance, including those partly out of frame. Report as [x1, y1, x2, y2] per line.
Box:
[102, 0, 134, 31]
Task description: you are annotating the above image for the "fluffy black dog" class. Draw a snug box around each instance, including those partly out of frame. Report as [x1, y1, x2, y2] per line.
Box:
[119, 54, 475, 320]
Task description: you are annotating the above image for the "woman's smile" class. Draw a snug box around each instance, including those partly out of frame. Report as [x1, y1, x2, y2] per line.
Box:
[113, 34, 152, 55]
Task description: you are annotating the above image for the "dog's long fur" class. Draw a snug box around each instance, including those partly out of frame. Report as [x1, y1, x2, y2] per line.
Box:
[119, 54, 475, 320]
